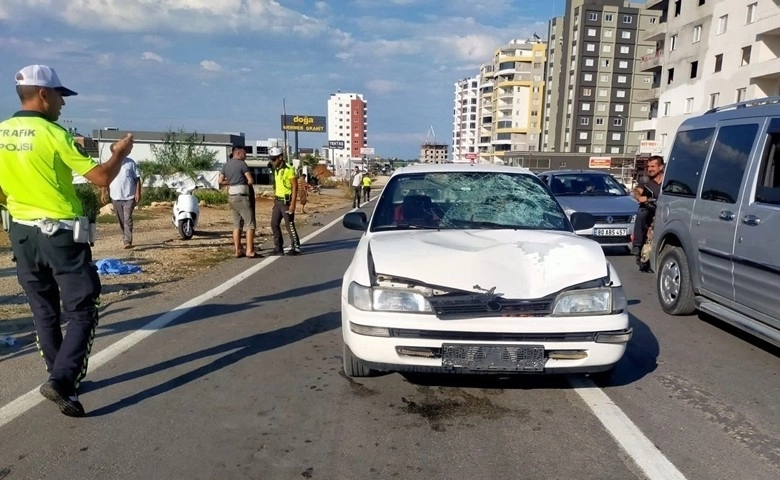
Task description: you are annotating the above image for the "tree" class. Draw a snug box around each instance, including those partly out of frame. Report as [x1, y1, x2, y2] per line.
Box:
[300, 153, 320, 168]
[139, 129, 218, 183]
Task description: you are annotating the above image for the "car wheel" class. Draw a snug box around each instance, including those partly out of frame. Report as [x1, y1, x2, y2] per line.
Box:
[343, 343, 376, 378]
[656, 246, 696, 315]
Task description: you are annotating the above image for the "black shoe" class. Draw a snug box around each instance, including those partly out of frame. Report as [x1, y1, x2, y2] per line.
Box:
[40, 380, 85, 417]
[287, 248, 301, 256]
[271, 249, 285, 256]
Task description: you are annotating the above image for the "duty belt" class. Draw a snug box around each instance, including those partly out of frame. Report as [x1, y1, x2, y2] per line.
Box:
[14, 218, 76, 233]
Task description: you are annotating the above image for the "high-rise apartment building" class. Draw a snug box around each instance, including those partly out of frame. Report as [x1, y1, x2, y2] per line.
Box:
[544, 0, 659, 155]
[327, 92, 367, 166]
[452, 75, 480, 162]
[474, 39, 547, 164]
[635, 0, 780, 156]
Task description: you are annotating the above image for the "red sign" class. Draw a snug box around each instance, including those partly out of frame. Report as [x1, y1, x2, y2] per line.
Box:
[465, 153, 477, 160]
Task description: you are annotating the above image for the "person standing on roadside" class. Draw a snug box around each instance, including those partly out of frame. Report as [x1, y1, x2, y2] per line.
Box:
[218, 145, 259, 258]
[362, 173, 372, 202]
[350, 166, 363, 208]
[100, 142, 141, 249]
[0, 64, 134, 417]
[268, 147, 301, 255]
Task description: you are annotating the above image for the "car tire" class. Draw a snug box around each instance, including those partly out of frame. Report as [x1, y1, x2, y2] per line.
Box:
[343, 343, 376, 378]
[656, 246, 696, 315]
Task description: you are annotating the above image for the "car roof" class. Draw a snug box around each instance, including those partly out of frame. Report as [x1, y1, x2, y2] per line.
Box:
[390, 163, 533, 177]
[538, 169, 616, 176]
[679, 97, 780, 130]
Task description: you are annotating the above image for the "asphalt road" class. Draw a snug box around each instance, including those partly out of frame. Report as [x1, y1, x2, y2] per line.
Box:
[0, 204, 778, 480]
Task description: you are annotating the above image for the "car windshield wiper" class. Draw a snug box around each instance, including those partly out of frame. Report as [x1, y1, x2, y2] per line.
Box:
[446, 219, 527, 230]
[372, 224, 440, 231]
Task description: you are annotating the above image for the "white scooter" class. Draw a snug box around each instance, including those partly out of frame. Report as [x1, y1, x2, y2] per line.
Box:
[170, 180, 200, 240]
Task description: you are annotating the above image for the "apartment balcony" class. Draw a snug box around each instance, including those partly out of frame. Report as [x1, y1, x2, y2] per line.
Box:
[643, 21, 668, 42]
[751, 56, 780, 81]
[635, 87, 661, 102]
[633, 118, 658, 132]
[638, 51, 663, 71]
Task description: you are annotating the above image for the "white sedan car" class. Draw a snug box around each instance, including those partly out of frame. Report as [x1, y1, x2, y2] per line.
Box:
[340, 163, 631, 377]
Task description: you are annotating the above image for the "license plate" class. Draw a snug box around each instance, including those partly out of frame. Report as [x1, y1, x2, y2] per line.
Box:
[594, 228, 628, 236]
[441, 344, 546, 372]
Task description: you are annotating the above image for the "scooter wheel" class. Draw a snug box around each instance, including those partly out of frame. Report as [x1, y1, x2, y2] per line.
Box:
[178, 218, 194, 240]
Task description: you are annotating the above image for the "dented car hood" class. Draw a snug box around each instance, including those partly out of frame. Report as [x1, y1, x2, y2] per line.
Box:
[368, 230, 608, 299]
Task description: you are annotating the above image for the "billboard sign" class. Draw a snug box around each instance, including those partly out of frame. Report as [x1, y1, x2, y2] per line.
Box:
[465, 153, 477, 160]
[360, 147, 375, 155]
[281, 115, 326, 132]
[638, 140, 660, 153]
[328, 140, 345, 149]
[588, 156, 612, 168]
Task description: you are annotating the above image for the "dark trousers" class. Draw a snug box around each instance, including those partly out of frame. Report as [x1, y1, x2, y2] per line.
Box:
[632, 207, 656, 248]
[271, 199, 301, 252]
[362, 186, 371, 202]
[112, 199, 135, 245]
[9, 223, 101, 394]
[353, 187, 361, 207]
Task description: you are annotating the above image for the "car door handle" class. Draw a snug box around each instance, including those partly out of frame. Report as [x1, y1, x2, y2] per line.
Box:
[718, 210, 735, 221]
[741, 214, 761, 226]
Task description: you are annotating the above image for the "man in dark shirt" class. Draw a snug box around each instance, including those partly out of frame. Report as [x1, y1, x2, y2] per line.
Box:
[218, 145, 259, 258]
[632, 155, 665, 256]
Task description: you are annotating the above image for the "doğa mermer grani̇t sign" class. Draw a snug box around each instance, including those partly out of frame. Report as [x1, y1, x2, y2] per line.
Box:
[281, 115, 326, 132]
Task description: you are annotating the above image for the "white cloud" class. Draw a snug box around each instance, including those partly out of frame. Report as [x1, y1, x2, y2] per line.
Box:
[142, 51, 164, 62]
[365, 79, 402, 94]
[200, 60, 222, 71]
[314, 1, 329, 13]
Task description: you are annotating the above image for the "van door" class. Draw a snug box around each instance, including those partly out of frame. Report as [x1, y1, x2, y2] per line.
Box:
[691, 122, 760, 301]
[732, 121, 780, 329]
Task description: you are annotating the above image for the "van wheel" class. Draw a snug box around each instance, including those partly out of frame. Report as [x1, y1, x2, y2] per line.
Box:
[343, 343, 376, 378]
[656, 246, 696, 315]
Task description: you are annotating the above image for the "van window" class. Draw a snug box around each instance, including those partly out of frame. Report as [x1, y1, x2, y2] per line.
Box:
[662, 128, 715, 197]
[755, 132, 780, 206]
[700, 124, 758, 204]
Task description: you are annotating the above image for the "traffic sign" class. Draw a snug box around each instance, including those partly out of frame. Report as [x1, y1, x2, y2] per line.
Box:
[328, 140, 345, 149]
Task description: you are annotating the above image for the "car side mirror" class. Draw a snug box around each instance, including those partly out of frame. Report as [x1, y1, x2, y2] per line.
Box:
[570, 212, 596, 231]
[343, 211, 368, 231]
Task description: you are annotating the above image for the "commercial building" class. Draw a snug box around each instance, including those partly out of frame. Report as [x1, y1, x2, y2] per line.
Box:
[634, 0, 780, 156]
[452, 75, 481, 163]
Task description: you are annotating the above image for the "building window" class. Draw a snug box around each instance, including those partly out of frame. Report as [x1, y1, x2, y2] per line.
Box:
[616, 90, 626, 98]
[685, 97, 694, 113]
[596, 118, 605, 126]
[582, 103, 591, 111]
[668, 68, 675, 84]
[619, 60, 629, 69]
[578, 146, 588, 153]
[670, 35, 678, 51]
[585, 58, 595, 66]
[586, 43, 596, 52]
[615, 104, 625, 112]
[582, 87, 593, 96]
[579, 132, 589, 140]
[580, 117, 590, 125]
[589, 12, 598, 21]
[674, 0, 682, 16]
[693, 25, 702, 43]
[605, 13, 614, 22]
[584, 73, 593, 81]
[600, 74, 609, 83]
[613, 118, 623, 127]
[621, 31, 631, 39]
[746, 3, 757, 24]
[622, 15, 633, 24]
[690, 60, 698, 78]
[603, 44, 612, 53]
[664, 102, 671, 116]
[598, 103, 607, 112]
[587, 28, 597, 36]
[617, 75, 627, 83]
[604, 29, 613, 38]
[718, 15, 728, 34]
[709, 92, 719, 109]
[714, 53, 723, 72]
[601, 59, 610, 67]
[612, 133, 622, 141]
[620, 45, 630, 54]
[736, 87, 747, 102]
[741, 46, 752, 66]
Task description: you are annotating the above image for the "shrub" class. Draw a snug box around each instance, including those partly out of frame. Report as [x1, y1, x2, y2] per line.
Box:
[74, 184, 100, 222]
[139, 185, 177, 205]
[194, 189, 228, 205]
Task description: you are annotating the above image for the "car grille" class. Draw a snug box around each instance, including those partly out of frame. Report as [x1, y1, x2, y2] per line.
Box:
[427, 295, 553, 317]
[592, 215, 633, 224]
[586, 235, 631, 244]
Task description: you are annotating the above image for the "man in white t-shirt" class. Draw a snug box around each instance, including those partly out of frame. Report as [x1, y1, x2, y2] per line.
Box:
[101, 142, 141, 248]
[350, 166, 363, 208]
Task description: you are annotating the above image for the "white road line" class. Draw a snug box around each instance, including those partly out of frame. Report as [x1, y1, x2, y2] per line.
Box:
[0, 212, 349, 428]
[569, 376, 688, 480]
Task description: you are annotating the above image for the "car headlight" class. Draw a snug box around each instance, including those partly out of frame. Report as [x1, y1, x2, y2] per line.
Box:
[552, 287, 626, 316]
[348, 282, 433, 313]
[629, 215, 636, 223]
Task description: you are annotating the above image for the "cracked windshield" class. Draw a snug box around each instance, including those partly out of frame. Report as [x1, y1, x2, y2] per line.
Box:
[371, 172, 569, 231]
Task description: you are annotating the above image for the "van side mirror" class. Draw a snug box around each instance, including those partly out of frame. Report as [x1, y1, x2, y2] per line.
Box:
[570, 212, 596, 231]
[343, 211, 368, 231]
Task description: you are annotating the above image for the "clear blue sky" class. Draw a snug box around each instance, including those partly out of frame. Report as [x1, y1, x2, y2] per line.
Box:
[0, 0, 563, 159]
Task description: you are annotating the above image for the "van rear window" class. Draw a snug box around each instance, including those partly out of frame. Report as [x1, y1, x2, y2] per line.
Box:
[663, 128, 715, 197]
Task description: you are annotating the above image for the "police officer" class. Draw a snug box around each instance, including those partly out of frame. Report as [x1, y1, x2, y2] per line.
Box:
[268, 147, 301, 255]
[0, 64, 133, 417]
